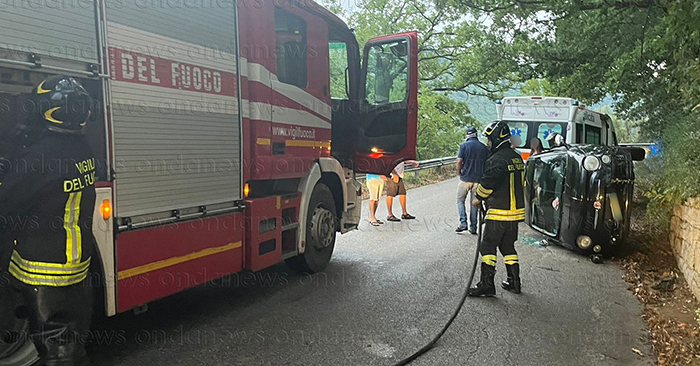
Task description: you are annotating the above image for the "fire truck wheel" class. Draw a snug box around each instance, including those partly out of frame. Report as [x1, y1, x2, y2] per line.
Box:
[286, 183, 337, 273]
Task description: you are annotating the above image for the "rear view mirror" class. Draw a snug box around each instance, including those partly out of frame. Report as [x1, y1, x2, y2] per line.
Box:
[390, 42, 408, 57]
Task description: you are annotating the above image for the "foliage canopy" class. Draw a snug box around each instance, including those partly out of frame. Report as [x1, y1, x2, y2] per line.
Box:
[331, 0, 700, 199]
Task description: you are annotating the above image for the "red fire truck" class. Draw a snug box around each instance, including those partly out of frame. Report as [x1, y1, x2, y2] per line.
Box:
[0, 0, 417, 316]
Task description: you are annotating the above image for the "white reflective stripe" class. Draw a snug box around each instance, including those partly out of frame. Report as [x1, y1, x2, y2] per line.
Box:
[64, 192, 83, 265]
[270, 79, 332, 120]
[247, 101, 272, 121]
[74, 191, 83, 264]
[243, 101, 331, 129]
[239, 57, 248, 78]
[510, 173, 516, 211]
[64, 192, 76, 264]
[10, 251, 90, 275]
[247, 62, 332, 121]
[271, 106, 332, 129]
[247, 62, 275, 85]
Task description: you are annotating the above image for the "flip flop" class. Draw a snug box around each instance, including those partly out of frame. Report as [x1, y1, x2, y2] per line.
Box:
[401, 214, 416, 220]
[386, 215, 401, 222]
[370, 220, 381, 226]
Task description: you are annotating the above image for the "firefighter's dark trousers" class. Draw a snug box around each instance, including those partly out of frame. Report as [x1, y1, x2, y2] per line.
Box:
[0, 235, 40, 365]
[15, 278, 93, 365]
[0, 273, 93, 365]
[479, 220, 519, 267]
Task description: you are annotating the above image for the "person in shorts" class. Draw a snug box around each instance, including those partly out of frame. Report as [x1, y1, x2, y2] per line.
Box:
[385, 160, 419, 222]
[366, 174, 386, 226]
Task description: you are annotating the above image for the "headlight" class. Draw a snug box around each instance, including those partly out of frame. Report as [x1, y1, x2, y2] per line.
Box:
[601, 155, 611, 164]
[576, 235, 593, 249]
[583, 156, 601, 171]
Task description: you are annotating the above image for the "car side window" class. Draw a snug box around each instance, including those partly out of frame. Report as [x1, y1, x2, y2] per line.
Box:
[329, 42, 349, 100]
[575, 123, 583, 143]
[275, 9, 307, 88]
[585, 125, 601, 145]
[364, 40, 408, 105]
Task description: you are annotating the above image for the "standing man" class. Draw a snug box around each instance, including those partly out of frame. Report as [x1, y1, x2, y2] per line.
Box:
[385, 160, 419, 222]
[456, 127, 488, 234]
[366, 174, 387, 226]
[469, 121, 525, 297]
[0, 75, 97, 365]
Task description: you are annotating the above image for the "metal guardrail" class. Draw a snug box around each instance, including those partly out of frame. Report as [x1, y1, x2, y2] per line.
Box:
[356, 156, 457, 181]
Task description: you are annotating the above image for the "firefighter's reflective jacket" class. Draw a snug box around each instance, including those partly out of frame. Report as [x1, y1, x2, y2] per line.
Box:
[0, 133, 96, 287]
[476, 145, 525, 222]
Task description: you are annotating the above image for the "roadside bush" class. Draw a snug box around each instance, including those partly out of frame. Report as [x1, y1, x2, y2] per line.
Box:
[643, 113, 700, 232]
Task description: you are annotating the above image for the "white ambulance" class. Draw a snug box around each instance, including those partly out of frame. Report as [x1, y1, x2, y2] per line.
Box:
[496, 96, 618, 159]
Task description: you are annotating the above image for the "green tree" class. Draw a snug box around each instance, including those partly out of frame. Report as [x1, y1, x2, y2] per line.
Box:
[449, 0, 700, 137]
[598, 105, 640, 143]
[330, 0, 700, 168]
[334, 0, 505, 158]
[520, 79, 555, 97]
[416, 90, 478, 159]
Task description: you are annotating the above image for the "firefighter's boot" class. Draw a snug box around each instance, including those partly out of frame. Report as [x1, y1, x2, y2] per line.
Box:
[468, 263, 496, 297]
[20, 283, 93, 366]
[0, 280, 40, 366]
[31, 324, 89, 366]
[501, 263, 521, 294]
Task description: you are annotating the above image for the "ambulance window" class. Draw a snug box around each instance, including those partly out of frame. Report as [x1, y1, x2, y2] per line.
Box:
[275, 9, 307, 88]
[505, 121, 528, 148]
[329, 42, 348, 99]
[575, 123, 583, 143]
[537, 123, 564, 149]
[585, 125, 602, 145]
[365, 40, 408, 105]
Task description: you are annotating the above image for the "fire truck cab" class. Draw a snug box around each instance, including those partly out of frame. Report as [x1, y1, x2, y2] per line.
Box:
[0, 0, 417, 316]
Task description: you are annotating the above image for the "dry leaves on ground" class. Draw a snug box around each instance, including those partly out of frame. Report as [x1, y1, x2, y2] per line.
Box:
[618, 226, 700, 365]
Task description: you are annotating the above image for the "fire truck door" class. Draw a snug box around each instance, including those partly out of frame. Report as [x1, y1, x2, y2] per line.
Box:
[355, 32, 418, 175]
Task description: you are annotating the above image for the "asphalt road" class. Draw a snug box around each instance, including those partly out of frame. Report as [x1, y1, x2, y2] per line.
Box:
[90, 178, 653, 366]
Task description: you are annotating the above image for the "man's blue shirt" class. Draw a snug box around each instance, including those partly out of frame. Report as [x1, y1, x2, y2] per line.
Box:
[457, 137, 488, 182]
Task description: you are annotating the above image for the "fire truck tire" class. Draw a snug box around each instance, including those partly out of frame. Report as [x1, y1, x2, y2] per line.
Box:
[286, 183, 337, 273]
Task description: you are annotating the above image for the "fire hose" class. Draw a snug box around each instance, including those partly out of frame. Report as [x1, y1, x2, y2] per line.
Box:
[392, 205, 484, 366]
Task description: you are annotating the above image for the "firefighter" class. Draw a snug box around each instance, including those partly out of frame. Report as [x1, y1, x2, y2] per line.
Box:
[469, 120, 525, 297]
[0, 75, 97, 366]
[0, 83, 43, 366]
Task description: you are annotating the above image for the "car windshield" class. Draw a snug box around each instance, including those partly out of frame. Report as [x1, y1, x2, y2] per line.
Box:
[529, 153, 567, 236]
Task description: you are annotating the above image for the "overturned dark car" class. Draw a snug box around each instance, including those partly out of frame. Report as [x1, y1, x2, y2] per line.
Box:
[524, 143, 645, 256]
